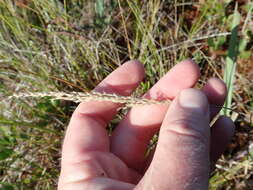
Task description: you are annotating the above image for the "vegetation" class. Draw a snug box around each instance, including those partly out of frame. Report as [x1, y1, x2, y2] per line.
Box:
[0, 0, 252, 189]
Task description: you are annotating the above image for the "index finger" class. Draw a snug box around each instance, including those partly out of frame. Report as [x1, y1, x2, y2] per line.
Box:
[61, 60, 145, 164]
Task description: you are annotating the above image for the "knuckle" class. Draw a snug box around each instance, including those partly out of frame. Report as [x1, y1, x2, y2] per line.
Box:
[163, 119, 209, 145]
[59, 152, 106, 188]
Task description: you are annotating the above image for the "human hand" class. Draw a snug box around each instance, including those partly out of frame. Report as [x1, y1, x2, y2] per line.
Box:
[58, 60, 235, 190]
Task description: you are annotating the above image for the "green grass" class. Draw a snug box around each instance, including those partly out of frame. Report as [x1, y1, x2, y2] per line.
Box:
[0, 0, 253, 189]
[222, 4, 240, 116]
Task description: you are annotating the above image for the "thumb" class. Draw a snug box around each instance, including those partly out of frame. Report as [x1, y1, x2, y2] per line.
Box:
[136, 88, 210, 190]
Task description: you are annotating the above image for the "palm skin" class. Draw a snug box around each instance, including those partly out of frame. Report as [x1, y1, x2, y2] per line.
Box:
[58, 60, 234, 190]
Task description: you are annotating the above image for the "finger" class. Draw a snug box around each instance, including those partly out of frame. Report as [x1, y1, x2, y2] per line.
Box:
[210, 116, 235, 171]
[144, 78, 230, 174]
[136, 89, 210, 189]
[59, 60, 144, 189]
[58, 151, 140, 190]
[111, 60, 200, 171]
[202, 77, 227, 119]
[143, 77, 228, 171]
[61, 60, 144, 162]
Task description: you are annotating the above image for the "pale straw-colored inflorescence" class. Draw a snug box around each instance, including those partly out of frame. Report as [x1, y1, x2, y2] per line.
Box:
[9, 92, 251, 122]
[10, 92, 171, 107]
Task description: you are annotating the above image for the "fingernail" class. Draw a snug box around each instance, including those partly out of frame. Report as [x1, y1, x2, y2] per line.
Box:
[179, 88, 208, 114]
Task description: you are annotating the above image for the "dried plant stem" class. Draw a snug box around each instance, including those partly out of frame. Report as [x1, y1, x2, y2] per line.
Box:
[10, 92, 171, 107]
[9, 91, 252, 122]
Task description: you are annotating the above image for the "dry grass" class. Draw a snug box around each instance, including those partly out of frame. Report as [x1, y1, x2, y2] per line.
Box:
[9, 91, 171, 106]
[0, 0, 252, 189]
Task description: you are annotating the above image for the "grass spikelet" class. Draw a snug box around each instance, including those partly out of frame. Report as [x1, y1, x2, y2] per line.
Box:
[10, 91, 171, 107]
